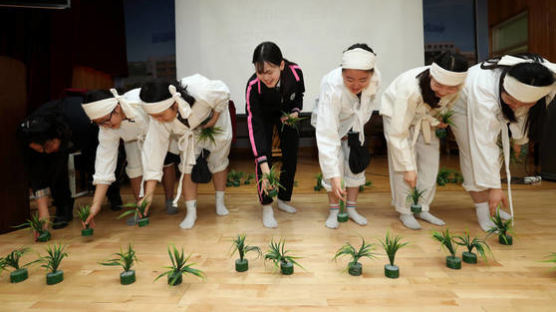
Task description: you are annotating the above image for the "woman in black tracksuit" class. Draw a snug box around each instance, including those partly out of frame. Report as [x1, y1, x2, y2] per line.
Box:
[245, 41, 305, 228]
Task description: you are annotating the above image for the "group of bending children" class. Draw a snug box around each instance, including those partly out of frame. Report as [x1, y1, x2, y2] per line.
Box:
[20, 41, 556, 232]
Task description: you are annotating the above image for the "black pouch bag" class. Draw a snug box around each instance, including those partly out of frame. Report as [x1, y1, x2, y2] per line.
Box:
[191, 149, 212, 183]
[347, 131, 371, 174]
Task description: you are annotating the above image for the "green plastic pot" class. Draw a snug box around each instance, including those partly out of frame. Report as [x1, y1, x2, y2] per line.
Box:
[446, 256, 462, 270]
[235, 259, 248, 272]
[499, 234, 513, 245]
[337, 212, 349, 223]
[168, 271, 182, 286]
[120, 270, 136, 285]
[46, 270, 63, 285]
[348, 262, 362, 276]
[10, 268, 28, 283]
[37, 231, 51, 242]
[226, 182, 233, 187]
[436, 128, 447, 139]
[232, 181, 241, 187]
[410, 204, 422, 214]
[280, 261, 294, 275]
[137, 217, 149, 227]
[384, 264, 399, 279]
[462, 251, 477, 264]
[81, 228, 94, 236]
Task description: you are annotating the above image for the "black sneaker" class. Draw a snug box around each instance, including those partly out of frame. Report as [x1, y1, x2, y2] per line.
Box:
[52, 216, 69, 229]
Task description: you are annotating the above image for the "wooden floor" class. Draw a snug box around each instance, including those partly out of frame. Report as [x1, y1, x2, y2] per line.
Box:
[1, 155, 556, 311]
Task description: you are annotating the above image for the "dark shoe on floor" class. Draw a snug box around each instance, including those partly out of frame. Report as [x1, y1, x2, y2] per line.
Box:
[110, 197, 123, 211]
[52, 216, 69, 229]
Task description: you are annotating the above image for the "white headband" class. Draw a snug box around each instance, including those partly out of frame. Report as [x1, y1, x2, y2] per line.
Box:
[141, 85, 192, 118]
[497, 55, 556, 103]
[81, 97, 118, 120]
[503, 75, 555, 103]
[430, 62, 467, 86]
[342, 48, 376, 70]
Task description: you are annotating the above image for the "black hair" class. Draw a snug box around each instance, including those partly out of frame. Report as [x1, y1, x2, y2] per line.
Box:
[345, 43, 375, 54]
[17, 111, 72, 149]
[481, 53, 554, 141]
[252, 41, 283, 74]
[139, 80, 195, 107]
[417, 51, 469, 109]
[83, 89, 114, 104]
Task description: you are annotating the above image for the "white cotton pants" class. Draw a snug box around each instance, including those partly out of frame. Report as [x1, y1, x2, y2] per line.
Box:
[183, 109, 232, 174]
[321, 139, 366, 191]
[123, 140, 143, 179]
[384, 119, 440, 214]
[450, 103, 488, 192]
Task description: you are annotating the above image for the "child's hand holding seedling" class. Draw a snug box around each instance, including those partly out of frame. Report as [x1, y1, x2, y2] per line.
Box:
[330, 177, 346, 202]
[280, 111, 299, 124]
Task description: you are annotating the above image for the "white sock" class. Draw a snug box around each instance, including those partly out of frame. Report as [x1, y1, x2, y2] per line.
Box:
[346, 201, 367, 225]
[277, 199, 297, 213]
[417, 211, 445, 226]
[498, 209, 512, 220]
[475, 202, 495, 232]
[179, 200, 197, 229]
[215, 191, 229, 216]
[325, 205, 339, 229]
[262, 205, 277, 228]
[400, 213, 421, 230]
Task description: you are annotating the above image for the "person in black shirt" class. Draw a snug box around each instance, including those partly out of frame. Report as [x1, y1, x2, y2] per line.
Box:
[245, 41, 305, 228]
[17, 96, 115, 229]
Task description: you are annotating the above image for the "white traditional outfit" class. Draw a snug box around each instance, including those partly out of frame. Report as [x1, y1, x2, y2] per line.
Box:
[380, 64, 466, 229]
[451, 55, 556, 230]
[312, 47, 381, 228]
[82, 88, 148, 187]
[141, 74, 231, 229]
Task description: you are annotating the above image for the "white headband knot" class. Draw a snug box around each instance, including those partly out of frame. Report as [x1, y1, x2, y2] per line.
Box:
[109, 88, 136, 119]
[430, 62, 467, 86]
[141, 84, 192, 118]
[498, 55, 556, 103]
[341, 48, 376, 70]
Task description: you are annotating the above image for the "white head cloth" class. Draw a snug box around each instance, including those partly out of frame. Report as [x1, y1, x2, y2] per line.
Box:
[342, 48, 376, 70]
[430, 62, 467, 86]
[81, 96, 118, 120]
[109, 88, 135, 119]
[141, 85, 192, 118]
[498, 55, 556, 103]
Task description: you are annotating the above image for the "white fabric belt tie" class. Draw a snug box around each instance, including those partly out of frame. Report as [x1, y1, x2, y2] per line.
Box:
[172, 128, 197, 206]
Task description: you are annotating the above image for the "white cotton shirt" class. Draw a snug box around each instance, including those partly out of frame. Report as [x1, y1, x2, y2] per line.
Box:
[380, 66, 458, 172]
[453, 64, 528, 189]
[142, 74, 231, 181]
[314, 67, 381, 180]
[93, 88, 149, 185]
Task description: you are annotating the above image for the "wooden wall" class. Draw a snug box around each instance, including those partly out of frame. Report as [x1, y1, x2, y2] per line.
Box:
[0, 57, 29, 233]
[488, 0, 556, 61]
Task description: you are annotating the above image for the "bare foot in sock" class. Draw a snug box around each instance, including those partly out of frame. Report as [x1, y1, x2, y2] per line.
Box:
[179, 202, 197, 229]
[400, 214, 421, 230]
[347, 207, 367, 225]
[262, 205, 277, 228]
[417, 211, 445, 226]
[179, 213, 197, 229]
[277, 199, 297, 213]
[215, 192, 229, 216]
[325, 209, 339, 229]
